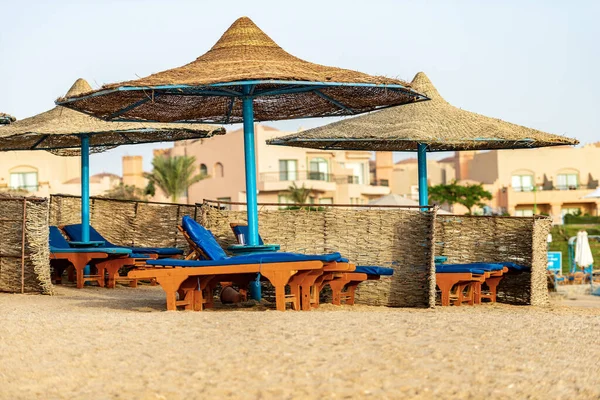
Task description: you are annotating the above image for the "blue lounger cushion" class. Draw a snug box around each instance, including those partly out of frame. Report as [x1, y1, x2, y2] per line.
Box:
[147, 251, 342, 267]
[182, 216, 345, 263]
[49, 226, 131, 255]
[501, 262, 530, 272]
[436, 264, 486, 274]
[63, 224, 183, 256]
[443, 263, 505, 272]
[354, 266, 394, 276]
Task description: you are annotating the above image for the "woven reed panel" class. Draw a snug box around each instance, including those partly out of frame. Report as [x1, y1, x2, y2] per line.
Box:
[50, 195, 193, 251]
[201, 204, 436, 308]
[434, 215, 551, 305]
[0, 198, 52, 294]
[530, 218, 551, 306]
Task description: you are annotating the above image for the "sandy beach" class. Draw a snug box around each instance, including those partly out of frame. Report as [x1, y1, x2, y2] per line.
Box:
[1, 286, 599, 400]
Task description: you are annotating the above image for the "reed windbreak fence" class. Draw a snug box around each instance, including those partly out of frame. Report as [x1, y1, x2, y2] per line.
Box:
[434, 215, 552, 305]
[47, 195, 549, 306]
[0, 196, 52, 294]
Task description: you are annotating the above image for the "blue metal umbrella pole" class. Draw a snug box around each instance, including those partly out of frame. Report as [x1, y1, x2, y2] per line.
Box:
[417, 143, 428, 209]
[81, 134, 91, 243]
[242, 85, 260, 247]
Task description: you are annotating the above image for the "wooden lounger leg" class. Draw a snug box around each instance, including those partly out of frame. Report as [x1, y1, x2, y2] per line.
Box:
[327, 278, 350, 306]
[436, 280, 455, 307]
[155, 275, 190, 311]
[300, 271, 323, 311]
[344, 282, 360, 305]
[483, 276, 503, 303]
[260, 270, 297, 311]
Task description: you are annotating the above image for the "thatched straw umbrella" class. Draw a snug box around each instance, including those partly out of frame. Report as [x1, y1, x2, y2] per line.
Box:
[0, 113, 15, 125]
[268, 72, 579, 206]
[56, 16, 428, 247]
[0, 79, 224, 242]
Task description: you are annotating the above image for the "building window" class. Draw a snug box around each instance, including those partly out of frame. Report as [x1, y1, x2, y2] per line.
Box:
[214, 162, 224, 178]
[278, 194, 293, 209]
[561, 207, 580, 217]
[344, 162, 365, 184]
[511, 174, 534, 192]
[309, 158, 329, 181]
[515, 209, 534, 217]
[319, 197, 333, 205]
[279, 160, 297, 181]
[217, 197, 231, 210]
[10, 171, 38, 192]
[556, 173, 578, 190]
[379, 179, 389, 187]
[200, 163, 208, 176]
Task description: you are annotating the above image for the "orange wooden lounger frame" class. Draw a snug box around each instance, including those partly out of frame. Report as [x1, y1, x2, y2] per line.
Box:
[128, 261, 325, 311]
[438, 266, 509, 306]
[436, 272, 486, 306]
[178, 224, 367, 310]
[50, 252, 158, 289]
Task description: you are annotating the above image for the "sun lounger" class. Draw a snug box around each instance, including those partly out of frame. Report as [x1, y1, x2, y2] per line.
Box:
[435, 265, 487, 306]
[49, 226, 133, 288]
[228, 222, 393, 309]
[62, 224, 184, 257]
[131, 256, 326, 311]
[174, 216, 356, 310]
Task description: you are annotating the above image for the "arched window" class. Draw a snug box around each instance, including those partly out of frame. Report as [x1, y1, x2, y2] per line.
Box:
[199, 163, 208, 176]
[9, 166, 38, 192]
[511, 169, 534, 192]
[214, 162, 224, 178]
[309, 157, 329, 181]
[556, 168, 579, 190]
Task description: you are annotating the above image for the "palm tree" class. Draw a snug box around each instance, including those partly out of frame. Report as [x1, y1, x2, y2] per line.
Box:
[144, 155, 206, 203]
[285, 182, 312, 205]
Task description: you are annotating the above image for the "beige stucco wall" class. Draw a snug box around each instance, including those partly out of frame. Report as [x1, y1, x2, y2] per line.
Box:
[460, 145, 600, 222]
[165, 124, 388, 208]
[390, 159, 456, 200]
[0, 151, 80, 197]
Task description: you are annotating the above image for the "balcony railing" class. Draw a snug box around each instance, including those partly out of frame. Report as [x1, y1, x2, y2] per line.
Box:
[512, 184, 596, 192]
[260, 170, 335, 183]
[370, 179, 389, 187]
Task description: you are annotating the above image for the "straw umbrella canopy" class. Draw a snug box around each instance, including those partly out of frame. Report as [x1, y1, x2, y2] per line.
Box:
[0, 78, 224, 242]
[0, 113, 15, 125]
[268, 72, 579, 206]
[56, 16, 428, 247]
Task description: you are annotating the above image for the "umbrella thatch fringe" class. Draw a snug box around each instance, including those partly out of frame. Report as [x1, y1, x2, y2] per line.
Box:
[57, 17, 424, 123]
[0, 112, 16, 124]
[268, 72, 579, 151]
[0, 79, 224, 154]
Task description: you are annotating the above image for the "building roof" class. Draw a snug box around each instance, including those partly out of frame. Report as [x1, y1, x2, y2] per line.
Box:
[438, 156, 455, 163]
[395, 158, 418, 165]
[64, 172, 121, 185]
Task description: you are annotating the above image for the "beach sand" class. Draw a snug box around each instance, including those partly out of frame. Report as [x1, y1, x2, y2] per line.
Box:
[1, 285, 599, 400]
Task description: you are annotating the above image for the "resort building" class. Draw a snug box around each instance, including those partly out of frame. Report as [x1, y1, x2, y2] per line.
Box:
[0, 151, 138, 198]
[164, 124, 391, 208]
[379, 144, 600, 222]
[0, 151, 80, 197]
[374, 152, 456, 201]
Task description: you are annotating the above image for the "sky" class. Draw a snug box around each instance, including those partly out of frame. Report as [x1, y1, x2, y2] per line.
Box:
[0, 0, 598, 175]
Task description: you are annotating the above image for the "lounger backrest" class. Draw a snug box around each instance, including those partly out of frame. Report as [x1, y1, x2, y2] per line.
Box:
[230, 223, 265, 245]
[182, 216, 228, 261]
[49, 226, 70, 249]
[62, 224, 116, 247]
